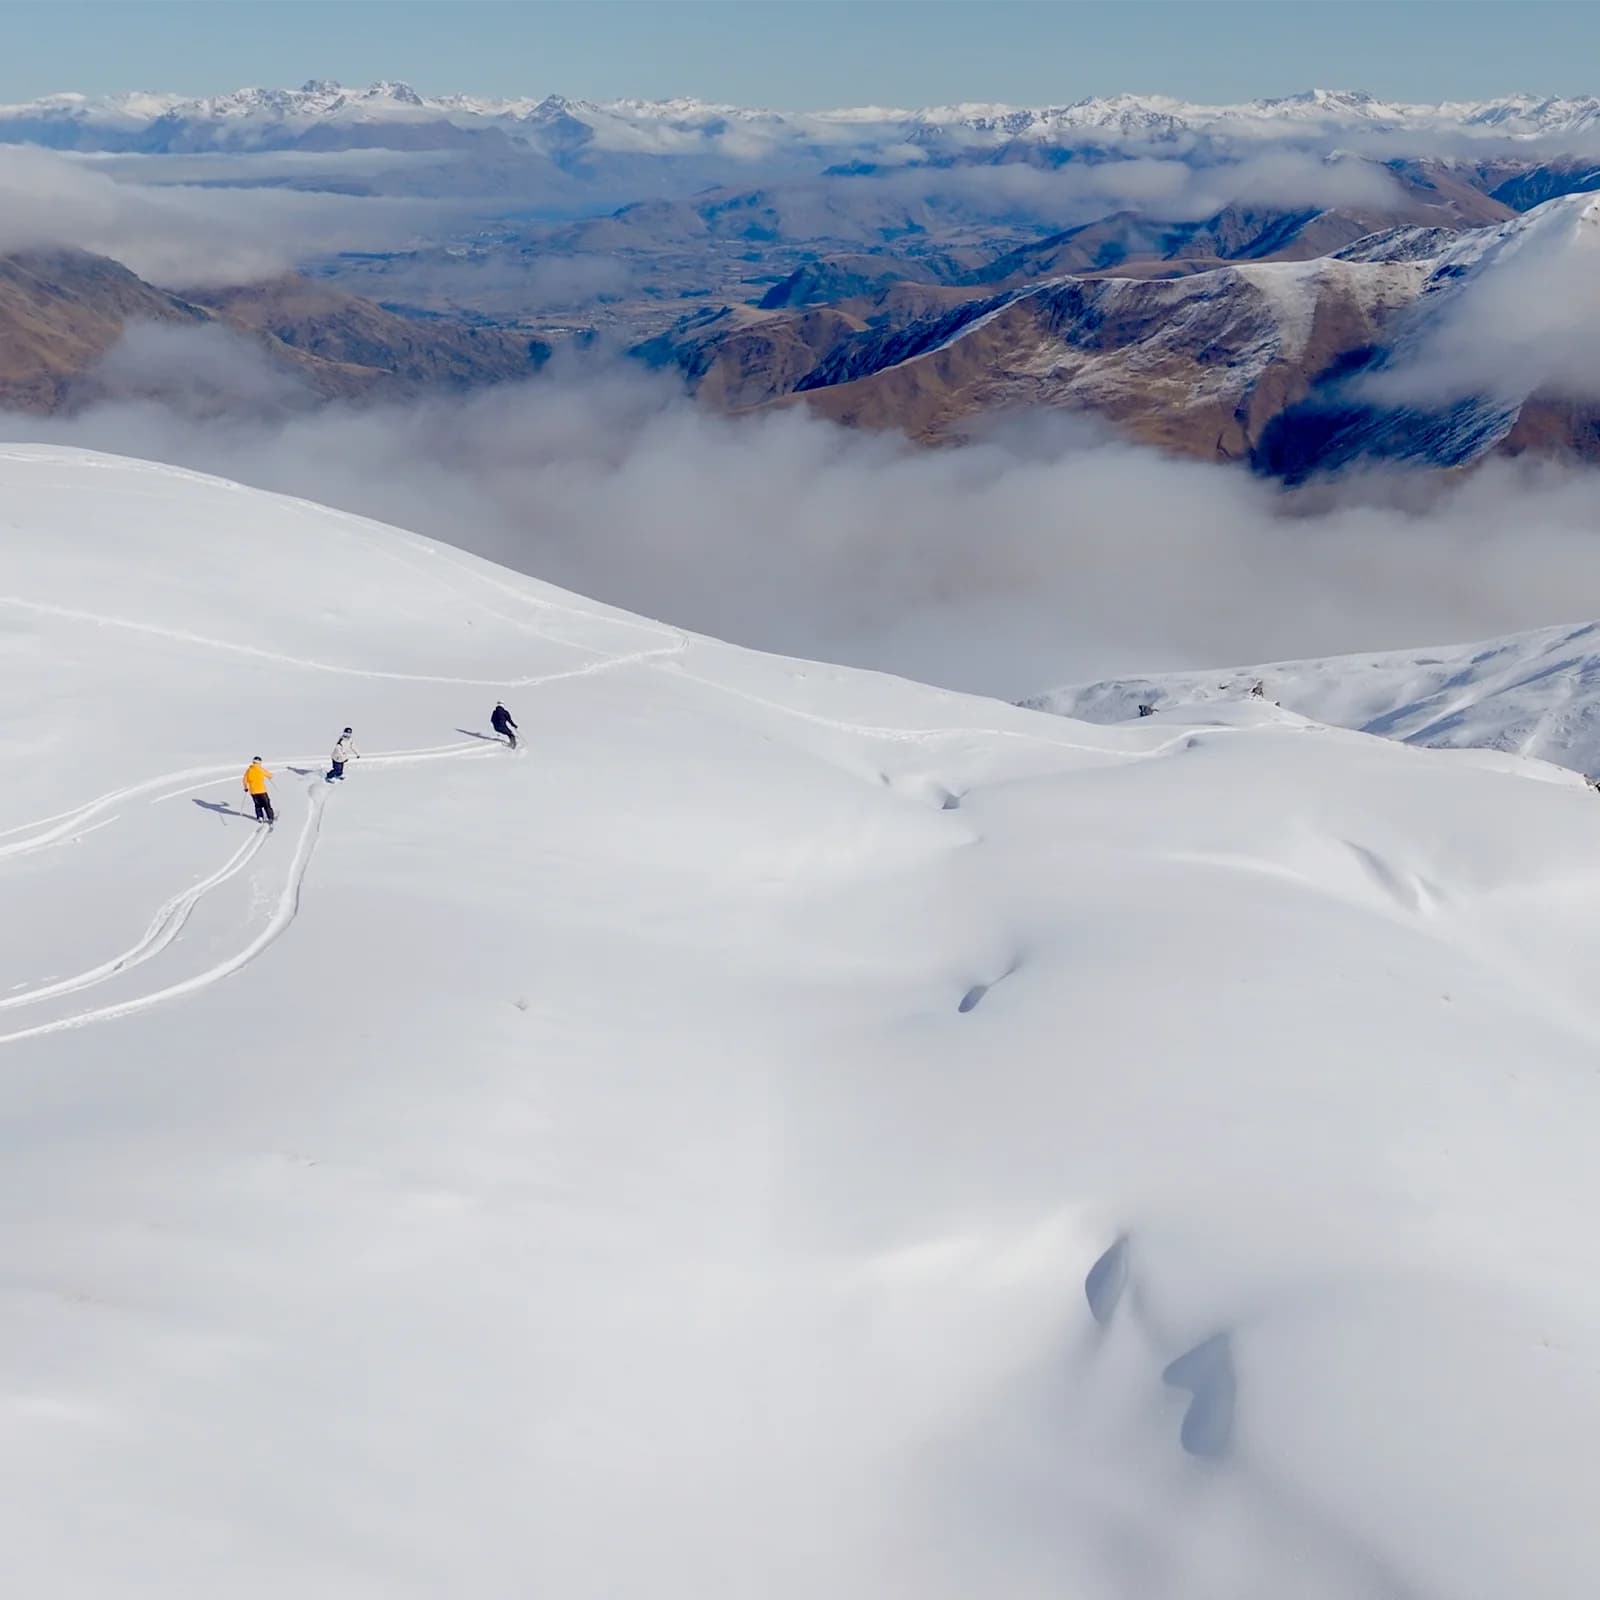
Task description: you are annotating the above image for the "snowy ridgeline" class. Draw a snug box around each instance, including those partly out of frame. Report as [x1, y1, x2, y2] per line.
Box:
[7, 81, 1600, 147]
[1028, 619, 1600, 778]
[5, 443, 1600, 1598]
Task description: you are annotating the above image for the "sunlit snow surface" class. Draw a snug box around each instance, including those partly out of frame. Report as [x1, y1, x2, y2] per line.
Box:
[4, 444, 1600, 1598]
[1034, 619, 1600, 777]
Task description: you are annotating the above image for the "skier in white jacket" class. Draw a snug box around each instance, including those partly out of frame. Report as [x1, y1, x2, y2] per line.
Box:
[326, 727, 360, 783]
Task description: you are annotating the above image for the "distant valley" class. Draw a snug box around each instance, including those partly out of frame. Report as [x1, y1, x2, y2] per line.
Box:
[5, 79, 1600, 475]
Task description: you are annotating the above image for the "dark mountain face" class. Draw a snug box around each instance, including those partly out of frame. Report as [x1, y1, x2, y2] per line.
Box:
[1490, 161, 1600, 212]
[1252, 387, 1521, 483]
[758, 255, 954, 310]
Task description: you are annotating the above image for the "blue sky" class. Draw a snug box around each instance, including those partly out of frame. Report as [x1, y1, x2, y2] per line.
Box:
[4, 1, 1598, 107]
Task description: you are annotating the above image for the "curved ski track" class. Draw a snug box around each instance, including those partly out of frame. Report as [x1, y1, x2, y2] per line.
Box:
[0, 537, 1279, 1052]
[0, 580, 689, 1046]
[0, 823, 269, 1016]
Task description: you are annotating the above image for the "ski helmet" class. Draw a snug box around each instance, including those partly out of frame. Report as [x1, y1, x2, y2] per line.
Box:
[343, 727, 353, 735]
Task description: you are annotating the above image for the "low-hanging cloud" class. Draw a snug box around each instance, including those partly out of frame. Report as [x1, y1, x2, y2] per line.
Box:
[6, 334, 1600, 700]
[0, 145, 442, 285]
[868, 149, 1406, 229]
[1360, 200, 1600, 408]
[66, 147, 456, 187]
[88, 321, 316, 416]
[522, 252, 635, 304]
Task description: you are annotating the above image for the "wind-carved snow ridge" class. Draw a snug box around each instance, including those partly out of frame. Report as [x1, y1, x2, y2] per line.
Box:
[4, 444, 1600, 1598]
[1084, 1235, 1129, 1325]
[1163, 1333, 1237, 1458]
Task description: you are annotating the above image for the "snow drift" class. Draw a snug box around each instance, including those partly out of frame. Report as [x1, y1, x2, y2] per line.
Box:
[4, 444, 1600, 1599]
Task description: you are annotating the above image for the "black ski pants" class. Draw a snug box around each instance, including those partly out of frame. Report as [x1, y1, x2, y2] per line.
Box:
[251, 792, 275, 823]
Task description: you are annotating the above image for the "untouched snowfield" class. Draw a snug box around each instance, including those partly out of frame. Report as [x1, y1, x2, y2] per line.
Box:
[1031, 619, 1600, 777]
[5, 445, 1600, 1599]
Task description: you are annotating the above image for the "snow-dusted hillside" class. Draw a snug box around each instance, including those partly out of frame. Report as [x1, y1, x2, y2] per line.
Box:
[1028, 618, 1600, 774]
[1255, 191, 1600, 477]
[6, 445, 1600, 1598]
[788, 251, 1430, 451]
[5, 79, 1600, 156]
[1426, 186, 1600, 279]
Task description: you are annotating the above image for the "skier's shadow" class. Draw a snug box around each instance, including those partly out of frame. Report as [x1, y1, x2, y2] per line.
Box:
[455, 728, 504, 744]
[193, 798, 255, 821]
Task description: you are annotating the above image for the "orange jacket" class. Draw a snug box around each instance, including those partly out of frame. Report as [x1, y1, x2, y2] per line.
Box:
[243, 762, 272, 795]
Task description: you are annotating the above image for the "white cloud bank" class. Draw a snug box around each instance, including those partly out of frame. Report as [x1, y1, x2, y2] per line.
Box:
[0, 146, 438, 285]
[7, 338, 1600, 699]
[1365, 200, 1600, 407]
[896, 149, 1407, 226]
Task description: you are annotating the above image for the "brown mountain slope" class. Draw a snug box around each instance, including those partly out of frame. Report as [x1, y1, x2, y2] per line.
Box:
[967, 178, 1516, 289]
[1499, 394, 1600, 459]
[0, 249, 552, 416]
[757, 254, 950, 310]
[786, 258, 1429, 456]
[651, 304, 870, 412]
[183, 275, 550, 389]
[634, 301, 874, 409]
[0, 251, 206, 412]
[635, 177, 1518, 424]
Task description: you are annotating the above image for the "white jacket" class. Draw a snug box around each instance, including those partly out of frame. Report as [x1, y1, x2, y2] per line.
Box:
[332, 733, 359, 763]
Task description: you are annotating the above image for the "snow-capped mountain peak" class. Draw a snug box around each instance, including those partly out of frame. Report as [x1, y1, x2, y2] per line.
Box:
[1425, 187, 1600, 283]
[365, 79, 425, 106]
[7, 80, 1600, 155]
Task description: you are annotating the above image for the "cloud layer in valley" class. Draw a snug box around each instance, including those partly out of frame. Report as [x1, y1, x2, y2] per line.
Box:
[0, 146, 444, 285]
[8, 330, 1600, 699]
[878, 147, 1408, 226]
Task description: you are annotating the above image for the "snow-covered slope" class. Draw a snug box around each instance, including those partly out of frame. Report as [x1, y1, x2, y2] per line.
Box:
[6, 445, 1600, 1598]
[1257, 191, 1600, 477]
[1425, 186, 1600, 278]
[6, 79, 1600, 156]
[1028, 618, 1600, 774]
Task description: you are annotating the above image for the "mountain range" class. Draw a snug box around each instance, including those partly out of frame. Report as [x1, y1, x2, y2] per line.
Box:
[637, 192, 1600, 471]
[8, 81, 1600, 153]
[0, 249, 550, 414]
[7, 79, 1600, 478]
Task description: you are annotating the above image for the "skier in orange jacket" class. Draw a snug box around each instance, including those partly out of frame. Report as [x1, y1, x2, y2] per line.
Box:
[243, 758, 275, 824]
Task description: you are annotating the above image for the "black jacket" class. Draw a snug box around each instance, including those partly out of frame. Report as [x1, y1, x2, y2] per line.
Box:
[491, 706, 517, 732]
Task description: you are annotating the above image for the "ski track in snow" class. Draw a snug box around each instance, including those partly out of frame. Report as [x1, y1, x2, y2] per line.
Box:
[0, 600, 688, 1044]
[0, 825, 269, 1015]
[666, 664, 1269, 762]
[0, 595, 684, 688]
[0, 731, 562, 1047]
[0, 530, 1286, 1051]
[0, 639, 688, 864]
[0, 781, 327, 1050]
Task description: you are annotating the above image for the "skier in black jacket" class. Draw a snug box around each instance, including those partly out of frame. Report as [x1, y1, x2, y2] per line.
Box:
[490, 701, 518, 749]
